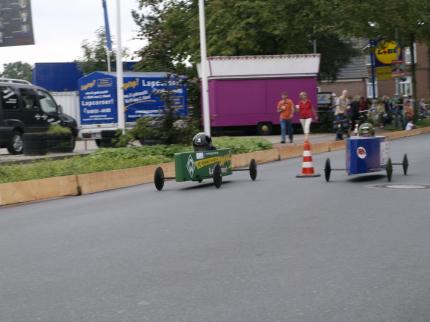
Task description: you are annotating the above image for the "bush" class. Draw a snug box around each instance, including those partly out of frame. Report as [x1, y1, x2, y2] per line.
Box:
[213, 137, 273, 153]
[47, 124, 72, 135]
[116, 85, 198, 147]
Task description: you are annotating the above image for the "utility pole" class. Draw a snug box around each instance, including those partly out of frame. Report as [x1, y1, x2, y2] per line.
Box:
[198, 0, 211, 136]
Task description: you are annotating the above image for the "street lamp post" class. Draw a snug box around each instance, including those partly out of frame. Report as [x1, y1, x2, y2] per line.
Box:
[367, 22, 378, 100]
[410, 20, 425, 122]
[198, 0, 211, 136]
[370, 39, 377, 100]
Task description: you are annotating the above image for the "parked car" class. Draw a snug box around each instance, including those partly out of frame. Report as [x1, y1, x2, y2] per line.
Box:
[0, 78, 78, 154]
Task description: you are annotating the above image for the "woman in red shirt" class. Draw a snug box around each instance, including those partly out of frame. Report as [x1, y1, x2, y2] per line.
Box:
[297, 91, 317, 141]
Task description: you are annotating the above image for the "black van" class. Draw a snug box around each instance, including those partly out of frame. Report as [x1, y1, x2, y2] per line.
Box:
[0, 78, 78, 154]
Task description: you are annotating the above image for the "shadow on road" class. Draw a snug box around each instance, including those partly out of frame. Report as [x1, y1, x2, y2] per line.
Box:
[348, 174, 387, 182]
[179, 180, 233, 191]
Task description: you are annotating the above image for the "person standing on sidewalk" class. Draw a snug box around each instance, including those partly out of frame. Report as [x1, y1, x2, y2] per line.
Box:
[277, 92, 295, 143]
[297, 91, 316, 141]
[334, 89, 350, 140]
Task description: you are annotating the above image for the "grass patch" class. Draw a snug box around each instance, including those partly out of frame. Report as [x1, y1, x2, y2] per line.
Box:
[381, 124, 401, 131]
[0, 137, 272, 184]
[415, 118, 430, 128]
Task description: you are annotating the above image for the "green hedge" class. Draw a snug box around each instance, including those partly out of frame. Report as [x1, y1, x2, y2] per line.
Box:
[0, 137, 272, 184]
[416, 118, 430, 128]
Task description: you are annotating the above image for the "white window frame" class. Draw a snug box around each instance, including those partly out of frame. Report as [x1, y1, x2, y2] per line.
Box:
[404, 43, 417, 65]
[399, 76, 413, 96]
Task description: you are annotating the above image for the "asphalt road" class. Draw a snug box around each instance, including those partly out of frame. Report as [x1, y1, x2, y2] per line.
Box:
[1, 135, 430, 322]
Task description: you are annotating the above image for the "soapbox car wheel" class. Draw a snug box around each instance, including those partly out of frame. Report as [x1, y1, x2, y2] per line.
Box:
[213, 164, 222, 188]
[402, 154, 409, 175]
[154, 167, 165, 191]
[249, 159, 257, 181]
[386, 158, 393, 182]
[324, 158, 332, 182]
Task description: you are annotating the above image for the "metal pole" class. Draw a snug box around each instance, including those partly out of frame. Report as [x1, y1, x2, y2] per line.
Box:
[370, 39, 377, 99]
[198, 0, 211, 136]
[102, 0, 113, 73]
[106, 48, 111, 72]
[115, 0, 125, 133]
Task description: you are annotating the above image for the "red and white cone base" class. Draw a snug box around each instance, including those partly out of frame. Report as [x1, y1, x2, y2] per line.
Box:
[296, 140, 321, 178]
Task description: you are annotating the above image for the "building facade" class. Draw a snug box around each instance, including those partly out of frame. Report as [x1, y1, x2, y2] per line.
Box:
[319, 42, 430, 100]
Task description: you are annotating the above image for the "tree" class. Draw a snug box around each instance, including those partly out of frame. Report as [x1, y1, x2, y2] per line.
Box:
[76, 28, 128, 74]
[131, 0, 364, 120]
[1, 61, 32, 82]
[132, 0, 360, 81]
[338, 0, 430, 44]
[339, 0, 430, 117]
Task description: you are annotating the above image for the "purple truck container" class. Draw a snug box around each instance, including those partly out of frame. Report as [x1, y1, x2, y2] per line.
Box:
[200, 54, 321, 134]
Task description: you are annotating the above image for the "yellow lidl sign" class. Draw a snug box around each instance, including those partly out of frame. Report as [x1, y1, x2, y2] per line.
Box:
[375, 40, 401, 65]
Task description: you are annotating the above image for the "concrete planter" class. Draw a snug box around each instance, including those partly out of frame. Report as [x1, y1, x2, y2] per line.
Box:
[0, 175, 79, 206]
[76, 162, 175, 195]
[232, 149, 279, 168]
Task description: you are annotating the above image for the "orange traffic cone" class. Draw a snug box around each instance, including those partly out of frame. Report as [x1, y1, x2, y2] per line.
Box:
[296, 140, 321, 178]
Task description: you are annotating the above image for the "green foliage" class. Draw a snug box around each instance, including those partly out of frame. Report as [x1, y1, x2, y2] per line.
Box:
[132, 0, 430, 82]
[0, 137, 272, 183]
[77, 28, 111, 74]
[47, 124, 72, 135]
[1, 61, 32, 82]
[416, 118, 430, 128]
[76, 28, 128, 74]
[213, 137, 273, 153]
[340, 0, 430, 46]
[117, 113, 199, 146]
[132, 0, 361, 82]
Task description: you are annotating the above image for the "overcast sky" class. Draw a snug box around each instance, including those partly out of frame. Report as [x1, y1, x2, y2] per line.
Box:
[0, 0, 143, 70]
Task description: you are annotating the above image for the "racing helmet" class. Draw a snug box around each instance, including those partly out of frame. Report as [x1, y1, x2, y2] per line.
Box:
[358, 123, 375, 137]
[192, 132, 213, 151]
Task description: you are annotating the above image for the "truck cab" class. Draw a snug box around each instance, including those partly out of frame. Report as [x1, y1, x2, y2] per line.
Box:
[0, 78, 78, 154]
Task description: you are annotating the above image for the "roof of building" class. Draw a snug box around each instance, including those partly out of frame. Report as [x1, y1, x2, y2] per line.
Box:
[333, 38, 369, 80]
[198, 54, 321, 79]
[94, 71, 172, 78]
[335, 55, 368, 80]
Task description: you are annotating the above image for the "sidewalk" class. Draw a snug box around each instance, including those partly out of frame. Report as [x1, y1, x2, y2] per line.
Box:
[0, 129, 390, 165]
[0, 140, 97, 165]
[240, 126, 389, 147]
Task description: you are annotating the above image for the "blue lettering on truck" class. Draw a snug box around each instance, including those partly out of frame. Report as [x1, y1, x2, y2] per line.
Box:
[79, 74, 117, 125]
[78, 72, 187, 126]
[124, 77, 187, 122]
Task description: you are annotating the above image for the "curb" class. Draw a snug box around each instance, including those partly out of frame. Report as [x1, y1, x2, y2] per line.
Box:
[1, 129, 429, 206]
